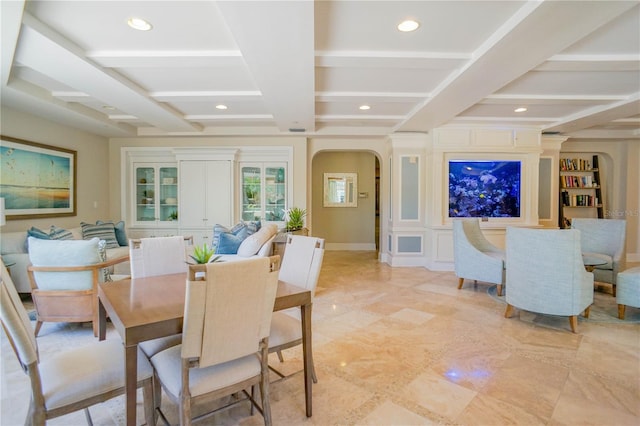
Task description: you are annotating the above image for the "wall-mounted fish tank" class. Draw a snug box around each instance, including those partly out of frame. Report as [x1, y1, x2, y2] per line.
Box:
[448, 160, 521, 218]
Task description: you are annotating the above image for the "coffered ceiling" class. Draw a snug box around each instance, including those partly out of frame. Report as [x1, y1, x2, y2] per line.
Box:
[1, 0, 639, 140]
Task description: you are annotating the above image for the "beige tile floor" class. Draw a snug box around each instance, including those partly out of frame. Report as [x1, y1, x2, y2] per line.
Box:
[2, 251, 639, 425]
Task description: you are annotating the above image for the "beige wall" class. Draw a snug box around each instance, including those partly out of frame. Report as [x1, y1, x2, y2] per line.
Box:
[0, 107, 111, 232]
[311, 151, 376, 249]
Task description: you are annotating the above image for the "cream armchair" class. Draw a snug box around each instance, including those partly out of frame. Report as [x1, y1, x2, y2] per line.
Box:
[452, 218, 506, 295]
[27, 237, 129, 337]
[504, 227, 593, 333]
[571, 218, 626, 296]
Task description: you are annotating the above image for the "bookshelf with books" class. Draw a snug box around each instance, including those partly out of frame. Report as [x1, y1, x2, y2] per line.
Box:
[559, 154, 604, 228]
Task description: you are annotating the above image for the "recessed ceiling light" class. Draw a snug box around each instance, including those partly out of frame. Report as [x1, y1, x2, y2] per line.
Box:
[102, 105, 115, 110]
[127, 17, 152, 31]
[397, 19, 420, 32]
[514, 107, 527, 113]
[359, 105, 371, 110]
[215, 104, 228, 110]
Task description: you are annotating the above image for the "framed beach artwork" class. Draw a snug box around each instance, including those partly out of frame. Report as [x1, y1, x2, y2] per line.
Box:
[0, 135, 76, 220]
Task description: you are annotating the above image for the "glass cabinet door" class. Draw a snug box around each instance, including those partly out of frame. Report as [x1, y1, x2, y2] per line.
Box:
[159, 167, 178, 222]
[241, 166, 262, 221]
[136, 167, 156, 222]
[240, 163, 286, 222]
[264, 166, 286, 221]
[134, 164, 178, 224]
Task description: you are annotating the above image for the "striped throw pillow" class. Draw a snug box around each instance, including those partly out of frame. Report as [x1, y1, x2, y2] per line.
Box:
[81, 222, 120, 249]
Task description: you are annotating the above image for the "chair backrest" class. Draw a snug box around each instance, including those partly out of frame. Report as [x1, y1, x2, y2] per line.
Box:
[129, 235, 191, 278]
[0, 260, 39, 370]
[279, 235, 325, 298]
[453, 218, 502, 255]
[28, 237, 101, 290]
[571, 218, 626, 257]
[181, 257, 279, 367]
[506, 227, 592, 315]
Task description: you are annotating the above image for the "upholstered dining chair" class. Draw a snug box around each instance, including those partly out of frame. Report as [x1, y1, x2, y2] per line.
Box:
[571, 218, 626, 296]
[150, 257, 280, 426]
[129, 236, 194, 364]
[504, 227, 594, 333]
[268, 235, 324, 383]
[452, 218, 506, 295]
[129, 235, 193, 279]
[0, 261, 155, 426]
[26, 237, 129, 337]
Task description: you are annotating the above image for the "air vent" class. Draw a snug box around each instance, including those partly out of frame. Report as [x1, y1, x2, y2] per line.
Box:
[288, 128, 306, 132]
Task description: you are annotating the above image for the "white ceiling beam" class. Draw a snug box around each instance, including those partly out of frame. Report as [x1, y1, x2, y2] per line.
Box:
[216, 1, 315, 132]
[0, 0, 24, 86]
[15, 13, 200, 133]
[543, 94, 640, 133]
[398, 0, 638, 132]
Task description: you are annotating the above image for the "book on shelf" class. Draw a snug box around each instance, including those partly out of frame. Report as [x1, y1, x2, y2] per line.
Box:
[560, 158, 592, 171]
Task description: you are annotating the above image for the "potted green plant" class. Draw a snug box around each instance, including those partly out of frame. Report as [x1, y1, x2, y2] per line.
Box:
[168, 210, 178, 221]
[188, 243, 221, 264]
[284, 207, 306, 231]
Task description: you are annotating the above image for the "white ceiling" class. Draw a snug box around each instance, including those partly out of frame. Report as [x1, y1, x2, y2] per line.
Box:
[1, 0, 639, 140]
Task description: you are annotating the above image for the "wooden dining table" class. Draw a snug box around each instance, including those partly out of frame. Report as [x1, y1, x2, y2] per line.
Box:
[98, 272, 313, 426]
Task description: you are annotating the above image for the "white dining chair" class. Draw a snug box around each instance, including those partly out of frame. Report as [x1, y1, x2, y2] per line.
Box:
[1, 259, 155, 426]
[150, 258, 279, 425]
[268, 235, 324, 382]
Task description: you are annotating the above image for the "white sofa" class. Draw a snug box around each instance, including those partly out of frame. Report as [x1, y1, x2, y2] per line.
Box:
[1, 227, 130, 293]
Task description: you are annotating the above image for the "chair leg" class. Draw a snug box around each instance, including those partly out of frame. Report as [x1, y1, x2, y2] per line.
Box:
[27, 397, 45, 426]
[250, 385, 256, 416]
[504, 303, 514, 318]
[497, 284, 503, 297]
[276, 350, 284, 363]
[260, 372, 272, 426]
[612, 284, 616, 297]
[457, 277, 464, 289]
[618, 304, 626, 320]
[569, 315, 578, 333]
[34, 321, 43, 337]
[84, 408, 94, 426]
[583, 306, 591, 319]
[143, 380, 156, 426]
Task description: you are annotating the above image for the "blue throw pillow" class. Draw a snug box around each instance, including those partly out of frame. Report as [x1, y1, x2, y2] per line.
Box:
[216, 231, 245, 254]
[212, 222, 247, 252]
[27, 226, 51, 240]
[244, 220, 261, 236]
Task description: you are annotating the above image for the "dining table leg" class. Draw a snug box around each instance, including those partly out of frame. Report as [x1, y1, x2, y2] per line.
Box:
[301, 302, 313, 417]
[124, 344, 138, 426]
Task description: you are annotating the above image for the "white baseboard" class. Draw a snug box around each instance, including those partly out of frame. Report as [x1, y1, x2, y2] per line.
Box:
[325, 243, 376, 251]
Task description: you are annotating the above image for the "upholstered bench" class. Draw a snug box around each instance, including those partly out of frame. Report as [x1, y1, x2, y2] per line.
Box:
[617, 267, 640, 319]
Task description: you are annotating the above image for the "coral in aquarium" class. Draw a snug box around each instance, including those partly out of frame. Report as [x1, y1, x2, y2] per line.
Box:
[448, 161, 520, 218]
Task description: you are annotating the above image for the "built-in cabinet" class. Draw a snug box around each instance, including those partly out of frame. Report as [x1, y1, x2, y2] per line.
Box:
[179, 160, 232, 246]
[240, 163, 286, 222]
[559, 154, 604, 228]
[123, 147, 293, 244]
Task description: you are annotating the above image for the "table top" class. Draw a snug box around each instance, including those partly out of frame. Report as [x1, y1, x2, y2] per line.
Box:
[98, 272, 311, 344]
